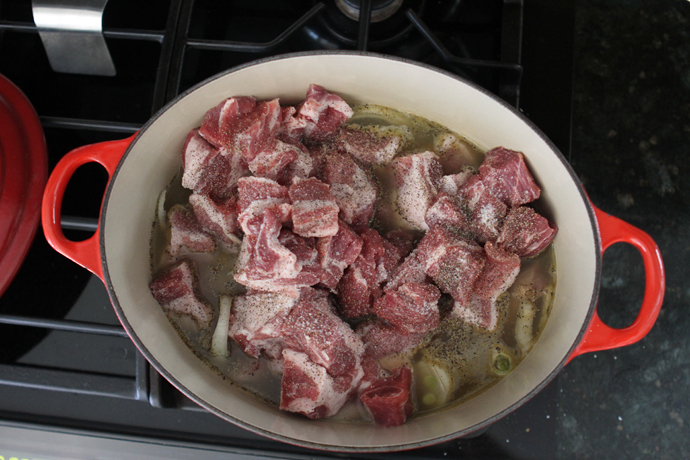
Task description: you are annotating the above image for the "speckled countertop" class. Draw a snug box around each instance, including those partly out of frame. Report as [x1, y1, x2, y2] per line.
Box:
[557, 1, 689, 458]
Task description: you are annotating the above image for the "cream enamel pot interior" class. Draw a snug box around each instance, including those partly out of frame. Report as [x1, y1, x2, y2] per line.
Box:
[41, 52, 665, 452]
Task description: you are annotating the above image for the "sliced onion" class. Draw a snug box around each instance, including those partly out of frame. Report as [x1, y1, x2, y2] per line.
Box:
[157, 188, 168, 230]
[515, 300, 537, 354]
[210, 295, 233, 358]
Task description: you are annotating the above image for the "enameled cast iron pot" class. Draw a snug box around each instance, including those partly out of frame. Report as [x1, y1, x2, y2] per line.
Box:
[41, 52, 665, 452]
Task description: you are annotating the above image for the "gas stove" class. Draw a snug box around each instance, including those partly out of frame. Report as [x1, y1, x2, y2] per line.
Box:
[0, 1, 574, 458]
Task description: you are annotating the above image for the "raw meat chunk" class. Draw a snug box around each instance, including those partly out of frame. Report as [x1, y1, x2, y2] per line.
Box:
[149, 259, 213, 328]
[384, 230, 415, 257]
[336, 255, 378, 318]
[319, 152, 378, 231]
[282, 289, 365, 378]
[167, 204, 215, 257]
[434, 132, 480, 175]
[277, 105, 307, 144]
[189, 193, 241, 247]
[277, 142, 315, 186]
[206, 98, 282, 162]
[473, 241, 521, 301]
[393, 151, 443, 231]
[198, 96, 257, 149]
[229, 291, 297, 359]
[335, 228, 404, 318]
[288, 177, 340, 237]
[424, 193, 471, 236]
[479, 147, 541, 207]
[496, 206, 558, 258]
[280, 349, 359, 419]
[234, 207, 304, 295]
[416, 225, 486, 304]
[457, 175, 509, 243]
[384, 248, 427, 292]
[316, 220, 363, 289]
[373, 282, 441, 334]
[247, 140, 300, 181]
[236, 177, 291, 235]
[297, 84, 353, 142]
[236, 176, 290, 214]
[334, 125, 402, 165]
[356, 319, 426, 360]
[277, 230, 323, 286]
[439, 165, 478, 196]
[451, 294, 500, 331]
[360, 366, 415, 427]
[181, 129, 249, 199]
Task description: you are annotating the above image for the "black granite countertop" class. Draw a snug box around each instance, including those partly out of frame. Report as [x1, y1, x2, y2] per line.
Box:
[556, 1, 689, 458]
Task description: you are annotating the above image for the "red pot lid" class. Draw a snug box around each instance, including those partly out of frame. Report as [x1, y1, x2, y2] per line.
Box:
[0, 74, 47, 298]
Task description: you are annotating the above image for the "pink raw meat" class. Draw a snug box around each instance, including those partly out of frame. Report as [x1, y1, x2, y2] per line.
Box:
[149, 259, 213, 328]
[393, 151, 443, 231]
[373, 282, 441, 334]
[424, 193, 471, 236]
[478, 147, 541, 207]
[457, 175, 509, 243]
[316, 220, 363, 289]
[438, 166, 477, 195]
[473, 241, 521, 301]
[234, 207, 305, 295]
[336, 254, 378, 318]
[451, 294, 501, 331]
[356, 319, 426, 360]
[416, 225, 486, 304]
[277, 105, 307, 145]
[277, 229, 323, 286]
[288, 177, 340, 237]
[229, 291, 297, 359]
[281, 289, 365, 378]
[297, 84, 353, 142]
[247, 140, 300, 181]
[167, 204, 215, 257]
[496, 206, 558, 258]
[198, 96, 256, 149]
[334, 125, 401, 165]
[236, 176, 290, 214]
[280, 349, 360, 419]
[181, 129, 249, 199]
[189, 193, 241, 247]
[384, 248, 427, 292]
[318, 152, 378, 231]
[360, 366, 415, 427]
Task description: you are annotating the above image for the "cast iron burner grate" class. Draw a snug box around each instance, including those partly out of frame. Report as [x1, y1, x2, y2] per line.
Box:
[0, 1, 572, 458]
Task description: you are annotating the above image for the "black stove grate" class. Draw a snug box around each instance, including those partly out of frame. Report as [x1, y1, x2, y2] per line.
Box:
[0, 1, 571, 458]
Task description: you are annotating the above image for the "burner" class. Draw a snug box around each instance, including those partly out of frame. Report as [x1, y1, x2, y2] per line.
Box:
[335, 0, 404, 22]
[303, 0, 426, 50]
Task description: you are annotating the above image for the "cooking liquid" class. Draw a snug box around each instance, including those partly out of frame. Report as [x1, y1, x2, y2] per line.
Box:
[149, 103, 557, 420]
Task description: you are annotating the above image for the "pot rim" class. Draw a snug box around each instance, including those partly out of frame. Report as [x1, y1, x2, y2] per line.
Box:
[100, 50, 602, 452]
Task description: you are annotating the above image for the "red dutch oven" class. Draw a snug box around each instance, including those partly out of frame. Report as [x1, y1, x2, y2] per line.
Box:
[41, 53, 664, 452]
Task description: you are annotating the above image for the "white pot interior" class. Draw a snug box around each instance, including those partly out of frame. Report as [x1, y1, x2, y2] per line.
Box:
[101, 53, 599, 451]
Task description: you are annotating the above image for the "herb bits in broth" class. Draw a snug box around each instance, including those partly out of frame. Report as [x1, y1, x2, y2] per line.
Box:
[148, 85, 558, 427]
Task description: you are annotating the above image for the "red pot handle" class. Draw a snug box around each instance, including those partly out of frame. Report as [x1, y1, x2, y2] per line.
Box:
[41, 135, 136, 281]
[568, 202, 665, 362]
